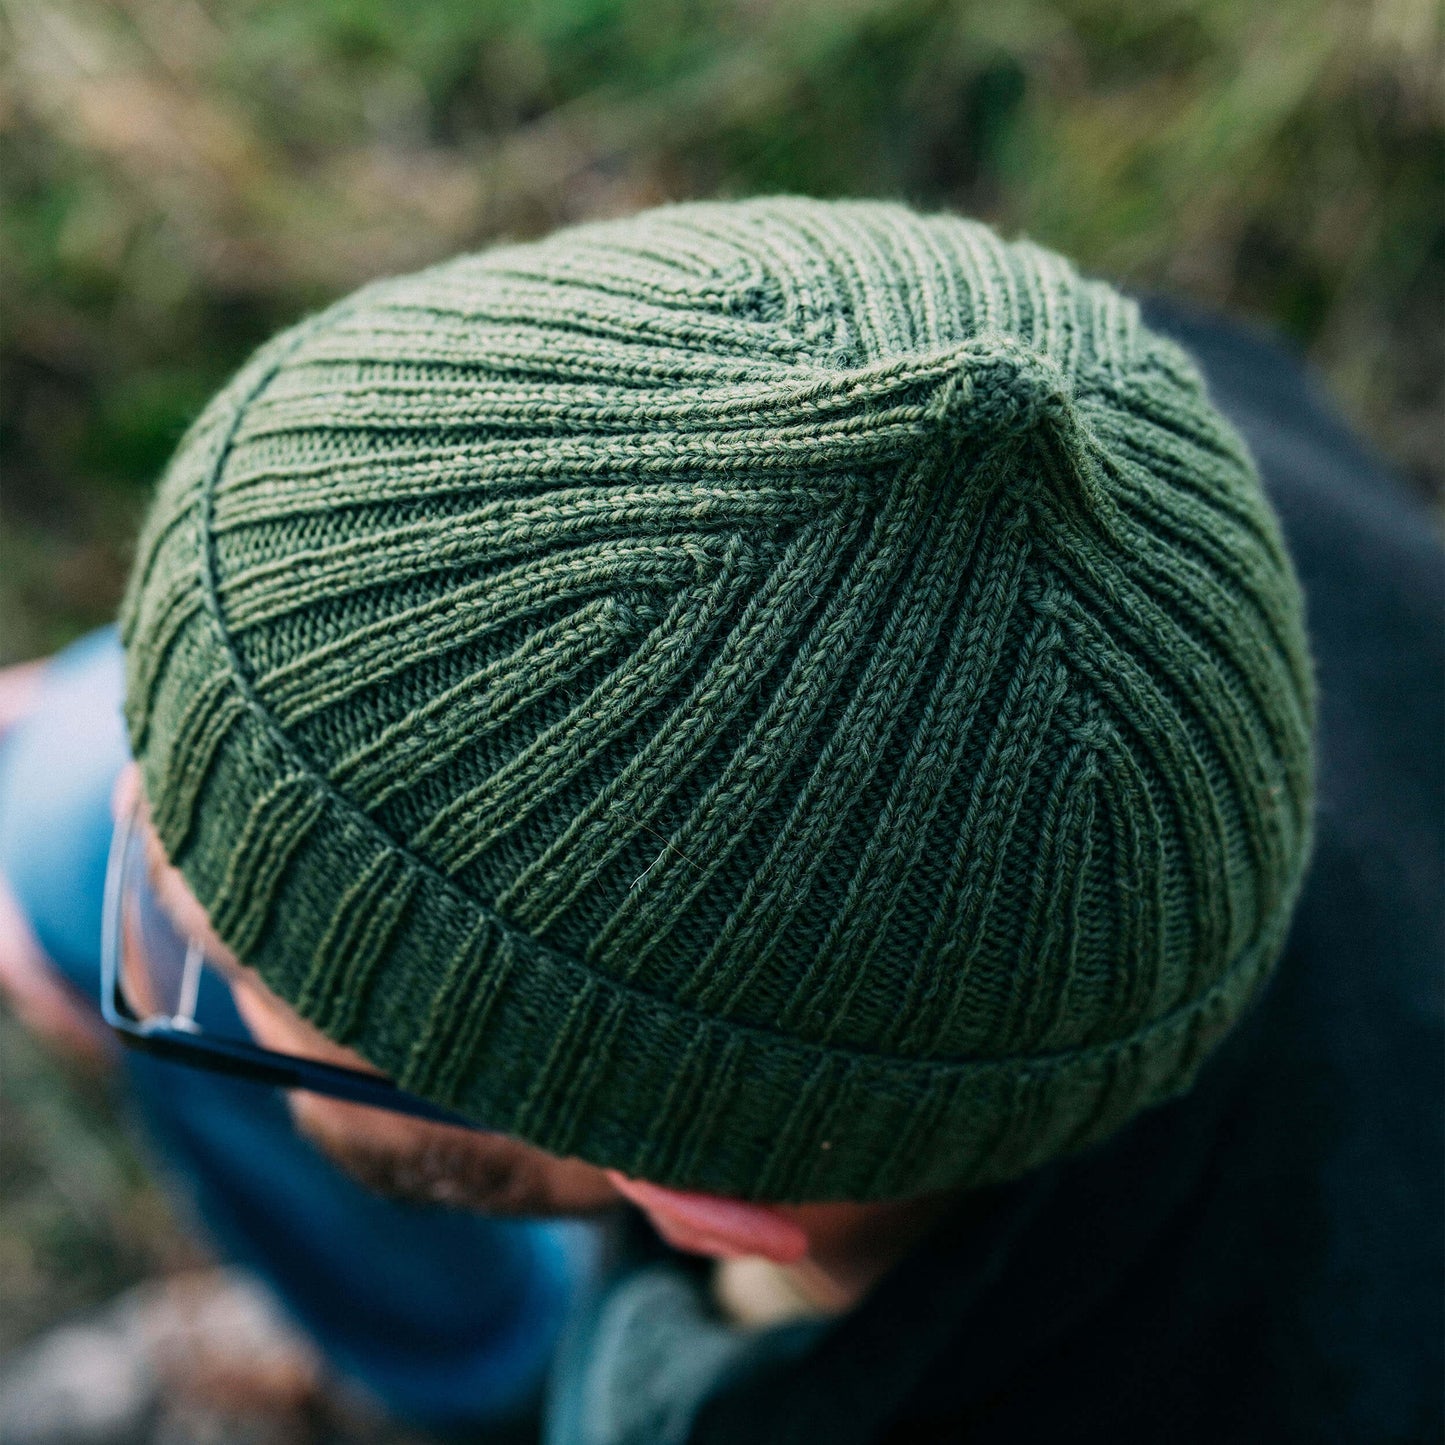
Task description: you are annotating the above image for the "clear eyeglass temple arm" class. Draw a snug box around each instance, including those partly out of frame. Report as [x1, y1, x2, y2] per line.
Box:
[173, 938, 204, 1032]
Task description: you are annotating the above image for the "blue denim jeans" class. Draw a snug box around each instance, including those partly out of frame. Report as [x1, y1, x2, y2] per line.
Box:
[0, 627, 597, 1432]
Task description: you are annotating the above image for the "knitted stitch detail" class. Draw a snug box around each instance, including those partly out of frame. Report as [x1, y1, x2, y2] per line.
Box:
[121, 197, 1316, 1200]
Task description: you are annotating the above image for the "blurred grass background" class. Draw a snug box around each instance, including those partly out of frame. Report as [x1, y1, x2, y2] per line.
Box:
[3, 0, 1442, 661]
[0, 0, 1441, 1399]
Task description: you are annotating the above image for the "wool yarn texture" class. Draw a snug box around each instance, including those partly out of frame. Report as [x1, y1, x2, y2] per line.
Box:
[121, 197, 1316, 1202]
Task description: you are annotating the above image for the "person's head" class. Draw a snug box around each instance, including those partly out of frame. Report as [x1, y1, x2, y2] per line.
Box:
[117, 197, 1315, 1250]
[119, 758, 928, 1277]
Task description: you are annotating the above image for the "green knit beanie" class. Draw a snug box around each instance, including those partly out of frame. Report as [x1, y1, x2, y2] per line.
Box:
[120, 197, 1315, 1202]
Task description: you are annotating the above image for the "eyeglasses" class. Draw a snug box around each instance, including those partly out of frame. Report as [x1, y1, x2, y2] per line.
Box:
[100, 787, 486, 1130]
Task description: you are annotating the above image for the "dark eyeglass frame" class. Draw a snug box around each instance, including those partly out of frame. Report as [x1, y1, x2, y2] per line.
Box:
[100, 789, 487, 1132]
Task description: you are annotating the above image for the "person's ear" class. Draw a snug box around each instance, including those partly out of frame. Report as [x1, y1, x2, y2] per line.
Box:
[605, 1172, 809, 1263]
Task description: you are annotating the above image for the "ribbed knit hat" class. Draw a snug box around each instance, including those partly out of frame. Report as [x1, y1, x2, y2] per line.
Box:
[121, 197, 1315, 1202]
